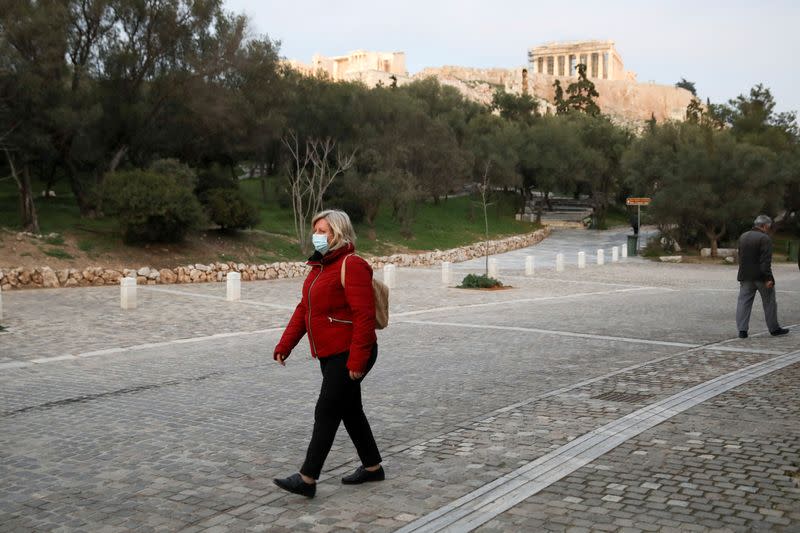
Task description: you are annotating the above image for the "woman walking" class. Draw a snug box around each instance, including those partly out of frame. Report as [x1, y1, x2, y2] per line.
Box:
[272, 210, 384, 498]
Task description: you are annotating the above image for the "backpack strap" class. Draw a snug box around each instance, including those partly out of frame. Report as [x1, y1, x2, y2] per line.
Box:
[340, 253, 356, 288]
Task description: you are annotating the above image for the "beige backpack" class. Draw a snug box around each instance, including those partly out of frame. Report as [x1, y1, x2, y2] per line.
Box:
[341, 255, 389, 329]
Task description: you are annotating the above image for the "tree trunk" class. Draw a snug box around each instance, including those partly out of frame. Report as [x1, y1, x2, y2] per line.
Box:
[107, 145, 129, 174]
[21, 165, 40, 233]
[6, 152, 40, 233]
[260, 177, 268, 204]
[705, 224, 725, 257]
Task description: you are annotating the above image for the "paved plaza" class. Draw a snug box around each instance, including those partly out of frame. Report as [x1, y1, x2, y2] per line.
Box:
[1, 229, 799, 532]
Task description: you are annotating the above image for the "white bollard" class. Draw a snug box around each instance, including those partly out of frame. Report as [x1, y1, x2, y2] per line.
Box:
[487, 258, 498, 278]
[441, 261, 452, 286]
[578, 251, 586, 269]
[555, 253, 564, 272]
[612, 246, 619, 262]
[383, 264, 396, 289]
[120, 277, 137, 309]
[226, 271, 241, 301]
[597, 249, 605, 266]
[0, 287, 3, 321]
[525, 255, 535, 276]
[621, 243, 628, 258]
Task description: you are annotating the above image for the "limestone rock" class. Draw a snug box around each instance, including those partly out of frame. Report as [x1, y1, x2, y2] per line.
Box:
[659, 256, 682, 263]
[159, 269, 176, 284]
[41, 267, 59, 288]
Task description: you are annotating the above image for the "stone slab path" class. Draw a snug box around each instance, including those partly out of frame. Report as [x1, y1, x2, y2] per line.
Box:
[1, 230, 798, 532]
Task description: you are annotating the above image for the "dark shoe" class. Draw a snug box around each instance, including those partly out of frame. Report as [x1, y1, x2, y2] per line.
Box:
[738, 330, 748, 339]
[273, 473, 316, 498]
[341, 465, 385, 485]
[770, 327, 790, 336]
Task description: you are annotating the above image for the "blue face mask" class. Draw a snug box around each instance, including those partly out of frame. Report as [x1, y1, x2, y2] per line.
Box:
[312, 233, 329, 254]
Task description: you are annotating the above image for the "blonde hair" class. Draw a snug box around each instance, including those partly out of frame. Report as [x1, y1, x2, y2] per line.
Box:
[312, 209, 357, 251]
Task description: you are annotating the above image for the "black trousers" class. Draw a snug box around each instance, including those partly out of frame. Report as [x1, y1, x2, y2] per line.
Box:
[300, 344, 381, 479]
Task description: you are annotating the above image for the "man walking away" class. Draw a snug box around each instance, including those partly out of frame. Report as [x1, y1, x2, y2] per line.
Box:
[736, 215, 789, 338]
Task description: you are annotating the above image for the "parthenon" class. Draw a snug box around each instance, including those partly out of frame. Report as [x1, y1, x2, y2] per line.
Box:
[528, 40, 634, 82]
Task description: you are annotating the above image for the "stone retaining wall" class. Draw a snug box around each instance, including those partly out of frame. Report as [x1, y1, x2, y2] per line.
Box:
[0, 228, 550, 291]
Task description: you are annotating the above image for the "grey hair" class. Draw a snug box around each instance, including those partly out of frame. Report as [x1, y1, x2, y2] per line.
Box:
[754, 215, 772, 228]
[312, 209, 357, 251]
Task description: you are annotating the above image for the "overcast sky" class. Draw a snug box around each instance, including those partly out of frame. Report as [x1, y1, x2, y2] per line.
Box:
[224, 0, 799, 114]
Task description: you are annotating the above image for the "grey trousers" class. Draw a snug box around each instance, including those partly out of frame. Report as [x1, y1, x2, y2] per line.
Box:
[736, 280, 779, 332]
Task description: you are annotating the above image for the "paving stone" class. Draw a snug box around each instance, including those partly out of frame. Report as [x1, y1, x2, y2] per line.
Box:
[2, 235, 799, 531]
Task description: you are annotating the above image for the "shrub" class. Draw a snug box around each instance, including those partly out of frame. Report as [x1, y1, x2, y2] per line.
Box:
[149, 159, 197, 189]
[103, 170, 205, 243]
[203, 188, 260, 230]
[195, 164, 237, 197]
[458, 273, 503, 289]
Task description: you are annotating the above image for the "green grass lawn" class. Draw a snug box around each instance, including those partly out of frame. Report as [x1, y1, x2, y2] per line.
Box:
[1, 176, 540, 264]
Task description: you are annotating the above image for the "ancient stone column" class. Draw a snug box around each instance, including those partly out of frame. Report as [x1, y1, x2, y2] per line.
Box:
[607, 51, 614, 80]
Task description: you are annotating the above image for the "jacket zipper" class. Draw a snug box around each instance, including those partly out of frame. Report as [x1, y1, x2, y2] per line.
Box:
[307, 264, 323, 356]
[328, 316, 353, 324]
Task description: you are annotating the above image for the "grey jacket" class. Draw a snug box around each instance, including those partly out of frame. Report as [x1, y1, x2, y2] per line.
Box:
[737, 228, 774, 283]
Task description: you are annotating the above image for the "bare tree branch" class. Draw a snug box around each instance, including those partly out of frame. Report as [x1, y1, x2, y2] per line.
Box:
[282, 131, 355, 254]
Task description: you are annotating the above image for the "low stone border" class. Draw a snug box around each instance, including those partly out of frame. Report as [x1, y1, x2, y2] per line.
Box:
[0, 228, 550, 291]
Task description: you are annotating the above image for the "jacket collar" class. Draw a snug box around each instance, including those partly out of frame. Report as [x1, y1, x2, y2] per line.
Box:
[307, 243, 355, 266]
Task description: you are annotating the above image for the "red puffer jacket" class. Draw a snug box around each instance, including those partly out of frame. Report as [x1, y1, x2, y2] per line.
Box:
[274, 243, 377, 372]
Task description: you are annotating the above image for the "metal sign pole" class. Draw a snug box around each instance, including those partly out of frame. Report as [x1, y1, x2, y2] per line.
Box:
[637, 204, 641, 250]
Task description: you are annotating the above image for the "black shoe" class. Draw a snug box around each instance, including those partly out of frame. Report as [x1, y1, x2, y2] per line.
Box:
[273, 473, 316, 498]
[738, 330, 748, 339]
[341, 465, 385, 485]
[770, 327, 790, 336]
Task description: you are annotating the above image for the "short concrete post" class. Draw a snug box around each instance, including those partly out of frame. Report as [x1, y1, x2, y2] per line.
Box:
[120, 277, 137, 309]
[487, 258, 498, 278]
[226, 271, 241, 301]
[555, 253, 565, 272]
[621, 243, 628, 258]
[578, 251, 586, 269]
[441, 261, 452, 286]
[612, 246, 619, 262]
[383, 264, 396, 289]
[597, 249, 605, 266]
[525, 255, 535, 276]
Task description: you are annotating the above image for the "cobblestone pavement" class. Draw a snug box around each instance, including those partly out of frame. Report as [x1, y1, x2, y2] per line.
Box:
[1, 232, 799, 532]
[453, 227, 657, 272]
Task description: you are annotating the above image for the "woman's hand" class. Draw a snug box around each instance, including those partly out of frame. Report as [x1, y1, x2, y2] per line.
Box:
[275, 353, 288, 366]
[349, 370, 365, 380]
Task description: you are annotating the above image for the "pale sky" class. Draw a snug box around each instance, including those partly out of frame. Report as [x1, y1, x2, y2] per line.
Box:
[224, 0, 800, 114]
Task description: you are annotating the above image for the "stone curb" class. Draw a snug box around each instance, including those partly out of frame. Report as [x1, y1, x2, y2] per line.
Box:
[0, 228, 550, 291]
